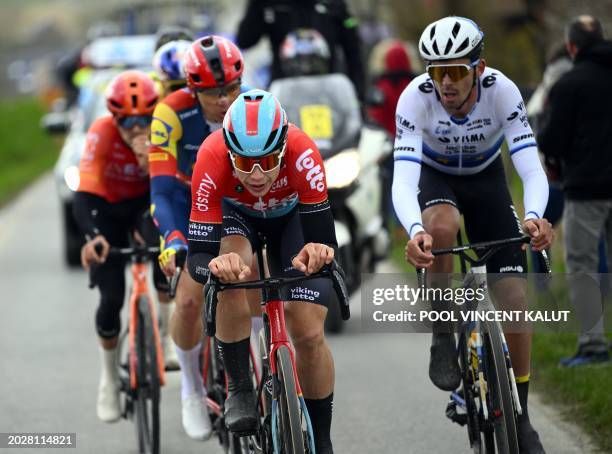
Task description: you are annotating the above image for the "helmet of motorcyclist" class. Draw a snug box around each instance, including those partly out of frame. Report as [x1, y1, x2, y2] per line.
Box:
[223, 89, 288, 158]
[154, 25, 194, 51]
[279, 28, 331, 77]
[184, 35, 244, 91]
[418, 16, 484, 63]
[105, 70, 159, 116]
[153, 39, 191, 92]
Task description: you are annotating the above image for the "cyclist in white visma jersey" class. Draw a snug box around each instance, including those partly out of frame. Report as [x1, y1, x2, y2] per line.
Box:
[392, 17, 553, 454]
[393, 66, 549, 238]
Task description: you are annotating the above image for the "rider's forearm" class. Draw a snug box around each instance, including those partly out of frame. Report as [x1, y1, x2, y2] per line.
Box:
[73, 191, 108, 240]
[510, 146, 549, 220]
[392, 159, 425, 238]
[150, 175, 180, 240]
[298, 201, 338, 249]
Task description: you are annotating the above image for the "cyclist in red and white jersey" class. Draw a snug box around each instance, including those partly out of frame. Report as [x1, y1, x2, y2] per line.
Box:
[188, 89, 338, 454]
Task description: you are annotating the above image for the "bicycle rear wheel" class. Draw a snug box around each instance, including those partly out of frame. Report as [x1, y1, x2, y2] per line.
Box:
[483, 320, 519, 454]
[135, 296, 161, 454]
[276, 345, 307, 454]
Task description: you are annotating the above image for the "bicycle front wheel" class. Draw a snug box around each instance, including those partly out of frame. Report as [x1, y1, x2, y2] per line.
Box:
[276, 345, 307, 454]
[135, 295, 161, 454]
[483, 321, 519, 454]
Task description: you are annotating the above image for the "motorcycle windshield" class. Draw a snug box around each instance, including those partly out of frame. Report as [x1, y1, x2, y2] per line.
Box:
[269, 73, 361, 158]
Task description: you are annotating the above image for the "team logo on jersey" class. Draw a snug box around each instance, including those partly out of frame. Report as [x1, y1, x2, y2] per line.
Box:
[295, 148, 325, 192]
[151, 118, 172, 147]
[418, 81, 434, 93]
[439, 133, 485, 144]
[482, 73, 497, 88]
[271, 176, 288, 192]
[396, 114, 415, 132]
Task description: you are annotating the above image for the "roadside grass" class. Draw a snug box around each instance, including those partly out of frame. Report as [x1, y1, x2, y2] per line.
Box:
[389, 153, 612, 451]
[0, 98, 61, 206]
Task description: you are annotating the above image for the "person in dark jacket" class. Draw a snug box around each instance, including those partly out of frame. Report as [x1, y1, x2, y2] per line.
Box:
[235, 0, 366, 100]
[538, 15, 612, 366]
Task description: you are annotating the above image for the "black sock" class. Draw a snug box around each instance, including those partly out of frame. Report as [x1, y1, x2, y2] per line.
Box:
[517, 380, 530, 423]
[217, 337, 252, 393]
[304, 393, 334, 453]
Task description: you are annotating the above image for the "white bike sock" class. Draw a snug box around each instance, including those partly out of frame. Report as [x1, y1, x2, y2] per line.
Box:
[99, 345, 119, 385]
[158, 301, 174, 338]
[176, 342, 205, 400]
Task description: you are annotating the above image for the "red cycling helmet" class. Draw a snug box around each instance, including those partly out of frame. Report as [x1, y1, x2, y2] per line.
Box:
[105, 70, 159, 116]
[184, 35, 244, 90]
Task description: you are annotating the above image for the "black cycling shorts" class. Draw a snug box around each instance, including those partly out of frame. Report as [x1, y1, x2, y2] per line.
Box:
[221, 199, 331, 307]
[417, 156, 527, 276]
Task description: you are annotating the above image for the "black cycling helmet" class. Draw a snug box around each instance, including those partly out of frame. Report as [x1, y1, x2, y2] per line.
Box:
[155, 26, 194, 51]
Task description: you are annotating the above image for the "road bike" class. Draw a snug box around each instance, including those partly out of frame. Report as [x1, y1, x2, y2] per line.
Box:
[90, 244, 165, 454]
[418, 236, 550, 454]
[204, 245, 350, 454]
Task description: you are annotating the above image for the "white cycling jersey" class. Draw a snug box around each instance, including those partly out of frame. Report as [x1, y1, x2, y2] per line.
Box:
[392, 66, 549, 238]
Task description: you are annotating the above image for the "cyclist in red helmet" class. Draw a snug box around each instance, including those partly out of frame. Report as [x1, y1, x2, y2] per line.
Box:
[74, 70, 171, 423]
[148, 35, 254, 440]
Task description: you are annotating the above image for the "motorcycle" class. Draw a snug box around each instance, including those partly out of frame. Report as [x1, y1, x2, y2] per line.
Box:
[270, 73, 392, 332]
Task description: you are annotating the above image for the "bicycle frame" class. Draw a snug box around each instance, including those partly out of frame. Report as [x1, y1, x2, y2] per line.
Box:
[127, 261, 166, 390]
[455, 266, 522, 420]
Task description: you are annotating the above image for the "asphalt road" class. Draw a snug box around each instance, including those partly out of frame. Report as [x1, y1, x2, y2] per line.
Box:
[0, 175, 597, 453]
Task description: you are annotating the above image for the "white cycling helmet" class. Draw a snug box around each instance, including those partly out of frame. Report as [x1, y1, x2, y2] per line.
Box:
[419, 16, 484, 62]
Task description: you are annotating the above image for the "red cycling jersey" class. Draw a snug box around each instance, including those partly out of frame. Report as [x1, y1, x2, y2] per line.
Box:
[77, 116, 149, 203]
[190, 124, 328, 226]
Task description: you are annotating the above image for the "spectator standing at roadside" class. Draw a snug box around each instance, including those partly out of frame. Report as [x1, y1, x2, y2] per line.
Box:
[367, 40, 417, 137]
[235, 0, 366, 100]
[538, 15, 612, 366]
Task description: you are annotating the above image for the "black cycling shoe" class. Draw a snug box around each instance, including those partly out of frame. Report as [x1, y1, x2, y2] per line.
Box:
[224, 389, 259, 435]
[429, 333, 461, 391]
[517, 418, 546, 454]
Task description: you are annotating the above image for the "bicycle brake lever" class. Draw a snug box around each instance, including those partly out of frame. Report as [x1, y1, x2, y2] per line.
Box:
[538, 249, 552, 275]
[328, 261, 350, 321]
[204, 273, 219, 337]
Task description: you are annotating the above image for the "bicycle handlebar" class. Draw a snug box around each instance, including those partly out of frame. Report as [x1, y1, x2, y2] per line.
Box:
[88, 244, 160, 289]
[203, 259, 350, 337]
[416, 236, 552, 288]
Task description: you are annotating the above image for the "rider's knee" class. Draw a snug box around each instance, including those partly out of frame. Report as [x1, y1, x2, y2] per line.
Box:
[174, 291, 202, 321]
[494, 279, 528, 311]
[428, 222, 459, 247]
[292, 326, 325, 353]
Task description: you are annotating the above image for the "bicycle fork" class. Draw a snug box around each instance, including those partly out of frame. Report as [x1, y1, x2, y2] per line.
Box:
[265, 299, 316, 454]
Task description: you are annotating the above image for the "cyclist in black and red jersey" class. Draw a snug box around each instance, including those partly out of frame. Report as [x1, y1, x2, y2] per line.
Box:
[187, 89, 338, 454]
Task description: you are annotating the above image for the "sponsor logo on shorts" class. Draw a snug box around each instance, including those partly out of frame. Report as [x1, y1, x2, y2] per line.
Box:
[500, 265, 524, 273]
[290, 286, 321, 302]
